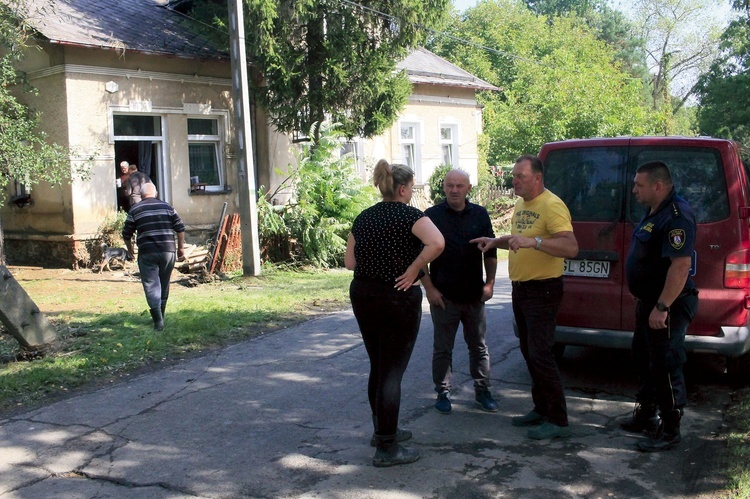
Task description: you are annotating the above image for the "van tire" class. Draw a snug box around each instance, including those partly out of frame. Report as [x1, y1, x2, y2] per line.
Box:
[726, 353, 750, 386]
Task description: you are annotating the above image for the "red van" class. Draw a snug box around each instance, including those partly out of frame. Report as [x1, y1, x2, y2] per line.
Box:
[538, 137, 750, 380]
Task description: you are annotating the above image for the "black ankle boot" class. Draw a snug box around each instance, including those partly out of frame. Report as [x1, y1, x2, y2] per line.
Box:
[370, 415, 412, 446]
[620, 403, 659, 434]
[637, 409, 682, 452]
[372, 435, 420, 468]
[149, 308, 164, 331]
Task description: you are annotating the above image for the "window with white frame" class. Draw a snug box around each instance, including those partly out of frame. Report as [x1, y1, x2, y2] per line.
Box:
[187, 118, 224, 190]
[340, 139, 364, 174]
[400, 122, 420, 174]
[440, 124, 458, 167]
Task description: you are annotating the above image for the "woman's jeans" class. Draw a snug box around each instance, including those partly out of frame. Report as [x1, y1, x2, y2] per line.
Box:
[350, 279, 422, 437]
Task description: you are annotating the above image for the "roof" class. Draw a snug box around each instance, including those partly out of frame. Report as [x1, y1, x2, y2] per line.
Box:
[10, 1, 497, 91]
[397, 48, 499, 92]
[11, 0, 226, 59]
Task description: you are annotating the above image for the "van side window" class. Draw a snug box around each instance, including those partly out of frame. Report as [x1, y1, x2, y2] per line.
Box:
[629, 147, 729, 223]
[544, 147, 628, 222]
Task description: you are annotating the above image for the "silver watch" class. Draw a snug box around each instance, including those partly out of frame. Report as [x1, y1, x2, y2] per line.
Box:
[534, 236, 542, 250]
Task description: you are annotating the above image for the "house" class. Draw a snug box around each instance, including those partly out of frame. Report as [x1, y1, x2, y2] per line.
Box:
[360, 48, 498, 188]
[1, 0, 497, 268]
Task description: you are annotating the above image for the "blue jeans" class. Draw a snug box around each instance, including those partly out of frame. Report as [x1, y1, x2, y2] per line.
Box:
[138, 252, 176, 310]
[632, 291, 698, 414]
[350, 279, 422, 437]
[512, 277, 567, 426]
[431, 298, 490, 394]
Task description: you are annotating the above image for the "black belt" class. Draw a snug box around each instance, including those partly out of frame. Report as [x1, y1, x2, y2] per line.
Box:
[511, 277, 562, 288]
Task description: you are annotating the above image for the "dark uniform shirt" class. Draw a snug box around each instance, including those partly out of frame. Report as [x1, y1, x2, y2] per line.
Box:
[351, 201, 425, 285]
[626, 189, 696, 304]
[425, 200, 497, 304]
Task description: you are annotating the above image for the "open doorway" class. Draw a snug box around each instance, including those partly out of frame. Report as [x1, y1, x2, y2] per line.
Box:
[114, 140, 162, 211]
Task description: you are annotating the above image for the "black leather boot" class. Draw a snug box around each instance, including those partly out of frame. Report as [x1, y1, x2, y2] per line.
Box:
[372, 435, 420, 468]
[370, 415, 412, 447]
[149, 307, 164, 331]
[637, 409, 682, 452]
[620, 403, 659, 434]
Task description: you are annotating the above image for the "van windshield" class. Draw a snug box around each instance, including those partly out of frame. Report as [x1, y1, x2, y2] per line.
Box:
[544, 146, 628, 222]
[628, 147, 729, 224]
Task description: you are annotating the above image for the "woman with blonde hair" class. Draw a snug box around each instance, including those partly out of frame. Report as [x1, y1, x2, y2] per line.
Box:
[345, 159, 445, 467]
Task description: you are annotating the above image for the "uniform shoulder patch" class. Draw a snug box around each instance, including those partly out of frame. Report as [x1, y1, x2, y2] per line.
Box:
[669, 228, 686, 250]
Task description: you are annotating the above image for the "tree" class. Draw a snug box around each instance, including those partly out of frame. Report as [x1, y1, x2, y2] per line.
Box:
[697, 0, 750, 151]
[429, 0, 655, 164]
[523, 0, 649, 81]
[630, 0, 726, 117]
[182, 0, 449, 140]
[0, 1, 89, 264]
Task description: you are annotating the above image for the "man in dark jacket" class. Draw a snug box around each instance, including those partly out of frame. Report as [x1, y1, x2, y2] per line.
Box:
[122, 183, 185, 330]
[422, 169, 498, 414]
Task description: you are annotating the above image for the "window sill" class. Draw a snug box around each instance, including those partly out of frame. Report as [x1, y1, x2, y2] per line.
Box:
[188, 186, 232, 196]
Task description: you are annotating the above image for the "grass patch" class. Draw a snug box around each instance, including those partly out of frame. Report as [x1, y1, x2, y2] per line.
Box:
[0, 267, 352, 413]
[725, 387, 750, 497]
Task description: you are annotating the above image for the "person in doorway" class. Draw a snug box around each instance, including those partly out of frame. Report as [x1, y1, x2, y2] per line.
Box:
[471, 154, 578, 440]
[125, 164, 151, 208]
[122, 183, 185, 331]
[117, 161, 132, 212]
[345, 159, 444, 468]
[422, 169, 498, 414]
[620, 161, 698, 452]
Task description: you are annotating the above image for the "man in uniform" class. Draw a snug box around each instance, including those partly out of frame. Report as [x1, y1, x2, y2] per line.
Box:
[621, 161, 699, 452]
[472, 155, 578, 440]
[422, 169, 498, 414]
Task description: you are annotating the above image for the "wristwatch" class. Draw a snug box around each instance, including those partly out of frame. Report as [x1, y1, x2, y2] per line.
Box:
[534, 236, 543, 250]
[655, 301, 670, 312]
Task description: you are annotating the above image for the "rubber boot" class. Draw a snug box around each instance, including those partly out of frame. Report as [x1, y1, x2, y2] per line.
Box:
[637, 409, 682, 452]
[620, 403, 659, 434]
[370, 415, 412, 447]
[150, 307, 165, 331]
[372, 435, 420, 468]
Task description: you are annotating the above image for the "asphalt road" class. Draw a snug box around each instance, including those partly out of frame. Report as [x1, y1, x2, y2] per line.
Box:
[0, 265, 731, 498]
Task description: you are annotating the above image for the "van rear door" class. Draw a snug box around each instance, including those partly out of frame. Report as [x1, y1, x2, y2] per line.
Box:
[626, 139, 741, 336]
[541, 140, 630, 331]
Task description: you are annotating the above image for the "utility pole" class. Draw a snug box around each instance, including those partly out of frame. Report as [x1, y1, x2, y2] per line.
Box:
[228, 0, 261, 276]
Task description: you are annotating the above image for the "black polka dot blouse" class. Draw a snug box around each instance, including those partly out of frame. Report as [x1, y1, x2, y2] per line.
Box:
[351, 201, 425, 285]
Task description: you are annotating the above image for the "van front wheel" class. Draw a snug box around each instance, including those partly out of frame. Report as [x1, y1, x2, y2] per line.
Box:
[726, 352, 750, 386]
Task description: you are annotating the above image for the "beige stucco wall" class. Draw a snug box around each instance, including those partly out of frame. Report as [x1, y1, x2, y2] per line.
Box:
[1, 43, 264, 266]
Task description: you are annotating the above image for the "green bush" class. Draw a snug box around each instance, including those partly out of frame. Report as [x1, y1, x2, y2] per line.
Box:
[427, 164, 452, 205]
[259, 122, 377, 267]
[96, 211, 128, 247]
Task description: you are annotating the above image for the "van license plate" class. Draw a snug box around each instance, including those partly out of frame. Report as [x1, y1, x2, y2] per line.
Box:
[564, 259, 610, 278]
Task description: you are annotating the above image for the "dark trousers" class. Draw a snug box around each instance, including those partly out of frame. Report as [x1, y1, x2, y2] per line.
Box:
[431, 298, 490, 394]
[632, 292, 698, 414]
[350, 279, 422, 437]
[512, 277, 567, 426]
[138, 252, 176, 310]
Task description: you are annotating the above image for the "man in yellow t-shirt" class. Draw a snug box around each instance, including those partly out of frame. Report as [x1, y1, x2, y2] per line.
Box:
[472, 154, 578, 440]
